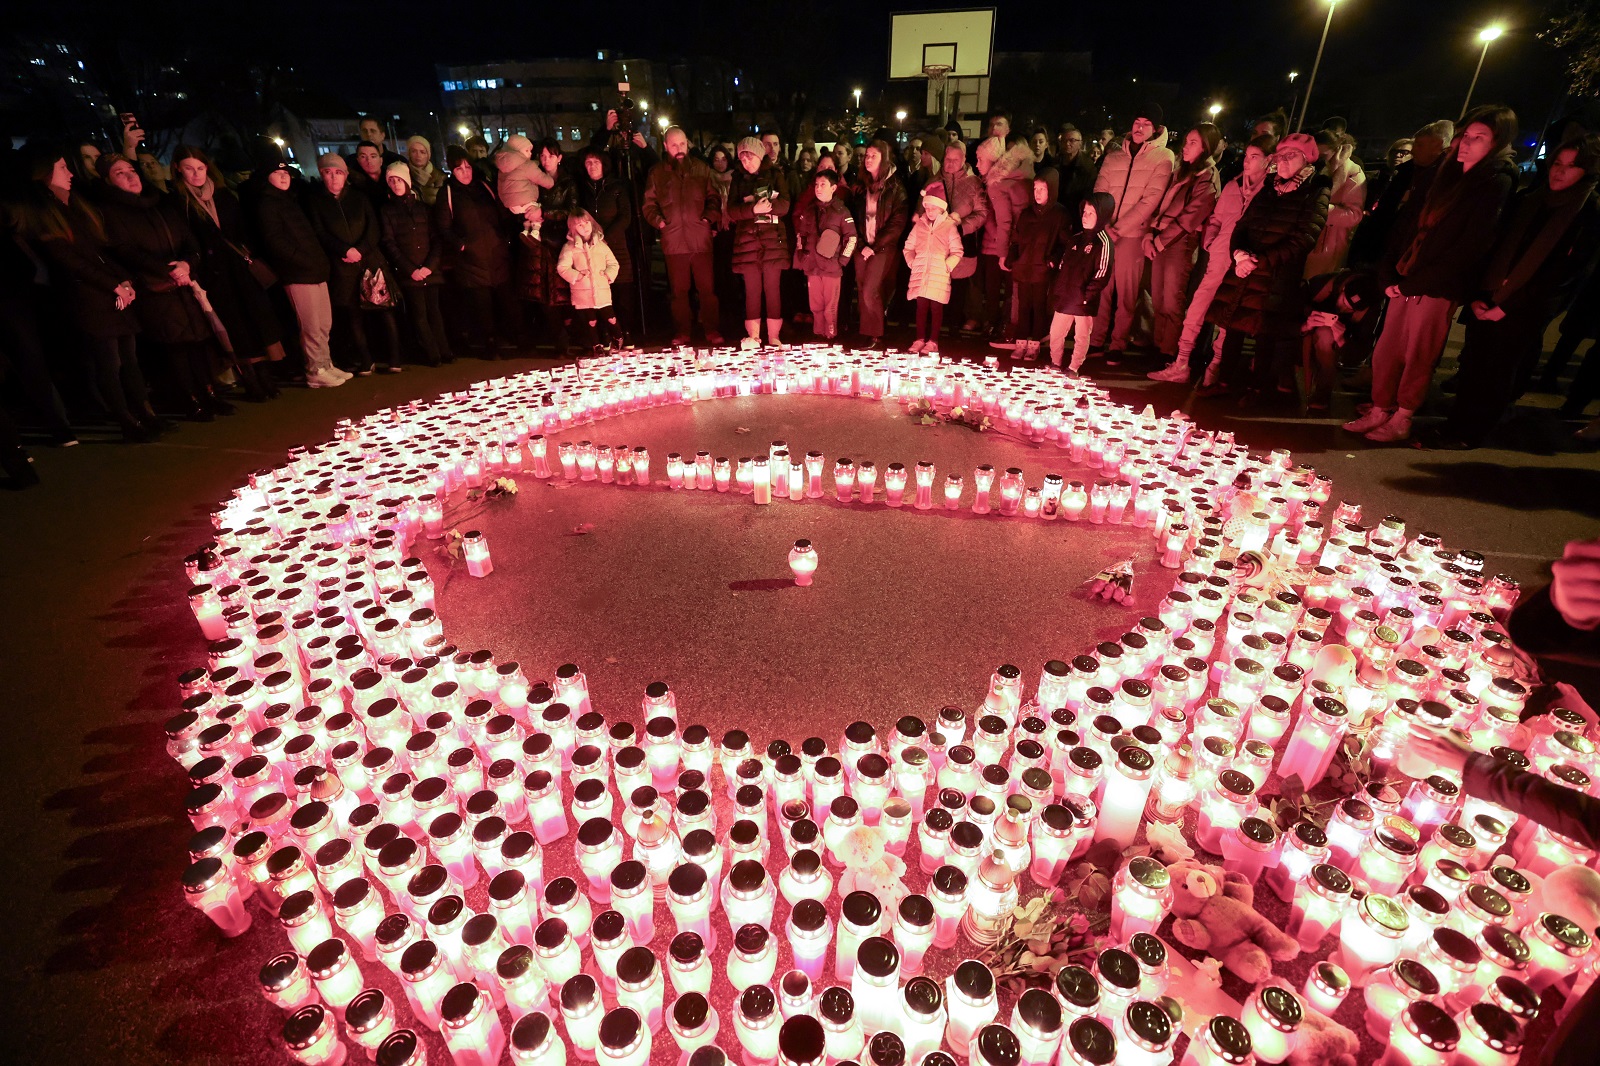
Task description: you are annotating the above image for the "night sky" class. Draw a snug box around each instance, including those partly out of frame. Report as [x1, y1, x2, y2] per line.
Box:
[12, 1, 1576, 143]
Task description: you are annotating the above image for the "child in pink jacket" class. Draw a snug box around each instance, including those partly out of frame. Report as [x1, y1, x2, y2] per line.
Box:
[903, 187, 965, 354]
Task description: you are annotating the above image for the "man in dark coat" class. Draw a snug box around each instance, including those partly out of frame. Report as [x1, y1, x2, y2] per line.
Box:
[1055, 125, 1097, 218]
[1425, 135, 1600, 448]
[1346, 105, 1519, 443]
[642, 126, 724, 345]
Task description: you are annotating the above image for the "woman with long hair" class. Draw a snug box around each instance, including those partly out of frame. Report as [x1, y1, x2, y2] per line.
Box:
[851, 140, 909, 349]
[707, 144, 739, 340]
[98, 154, 237, 418]
[1145, 122, 1221, 362]
[25, 148, 162, 441]
[169, 145, 283, 398]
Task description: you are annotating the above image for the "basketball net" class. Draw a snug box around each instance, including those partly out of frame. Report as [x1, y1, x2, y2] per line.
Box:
[924, 64, 952, 124]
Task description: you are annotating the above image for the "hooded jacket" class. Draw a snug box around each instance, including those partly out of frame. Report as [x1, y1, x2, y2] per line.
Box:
[494, 149, 556, 215]
[557, 229, 621, 310]
[1384, 150, 1518, 301]
[1150, 156, 1220, 251]
[98, 183, 215, 345]
[642, 154, 722, 257]
[1007, 169, 1069, 285]
[725, 160, 791, 269]
[253, 180, 329, 286]
[903, 209, 964, 304]
[1051, 191, 1116, 315]
[1093, 127, 1176, 241]
[307, 182, 387, 307]
[1207, 168, 1331, 336]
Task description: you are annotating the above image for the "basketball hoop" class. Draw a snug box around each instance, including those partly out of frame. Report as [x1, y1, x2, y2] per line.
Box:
[924, 63, 952, 123]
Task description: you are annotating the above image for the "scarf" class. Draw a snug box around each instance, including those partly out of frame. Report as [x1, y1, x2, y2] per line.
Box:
[1273, 162, 1314, 195]
[1481, 176, 1598, 304]
[1396, 147, 1513, 277]
[183, 177, 220, 228]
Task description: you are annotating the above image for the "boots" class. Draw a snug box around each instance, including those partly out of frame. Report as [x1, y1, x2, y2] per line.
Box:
[741, 319, 762, 350]
[1149, 353, 1191, 382]
[766, 318, 784, 348]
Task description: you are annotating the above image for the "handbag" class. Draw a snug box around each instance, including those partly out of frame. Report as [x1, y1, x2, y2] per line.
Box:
[360, 266, 397, 309]
[226, 238, 277, 290]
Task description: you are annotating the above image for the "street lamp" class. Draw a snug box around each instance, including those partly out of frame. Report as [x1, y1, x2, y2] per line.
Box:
[1296, 0, 1342, 132]
[1462, 24, 1505, 117]
[853, 88, 862, 112]
[658, 116, 670, 130]
[458, 124, 470, 140]
[1208, 103, 1223, 119]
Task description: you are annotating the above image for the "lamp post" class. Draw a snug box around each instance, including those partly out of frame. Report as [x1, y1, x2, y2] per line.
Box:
[1208, 103, 1223, 121]
[1462, 25, 1504, 117]
[1296, 0, 1341, 132]
[853, 88, 862, 113]
[1287, 72, 1300, 129]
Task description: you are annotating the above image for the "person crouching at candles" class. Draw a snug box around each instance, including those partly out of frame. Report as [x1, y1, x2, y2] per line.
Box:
[557, 210, 623, 354]
[1046, 192, 1115, 374]
[1412, 728, 1600, 1066]
[903, 187, 964, 355]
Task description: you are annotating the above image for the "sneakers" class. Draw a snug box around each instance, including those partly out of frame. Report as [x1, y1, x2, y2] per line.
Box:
[307, 367, 347, 389]
[1365, 409, 1413, 443]
[989, 337, 1016, 350]
[908, 339, 927, 354]
[739, 335, 760, 351]
[1148, 359, 1191, 383]
[1342, 407, 1392, 434]
[925, 342, 940, 356]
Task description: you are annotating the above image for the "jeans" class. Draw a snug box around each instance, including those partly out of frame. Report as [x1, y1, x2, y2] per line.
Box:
[666, 252, 719, 340]
[284, 282, 334, 373]
[854, 250, 898, 338]
[83, 334, 150, 428]
[808, 275, 842, 338]
[334, 306, 400, 369]
[1369, 294, 1455, 412]
[1176, 247, 1230, 358]
[738, 263, 783, 320]
[403, 285, 451, 364]
[1149, 235, 1199, 356]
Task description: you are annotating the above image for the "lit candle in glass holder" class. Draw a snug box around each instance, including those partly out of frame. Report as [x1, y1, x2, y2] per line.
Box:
[971, 465, 995, 514]
[735, 985, 781, 1066]
[787, 540, 819, 587]
[834, 460, 856, 503]
[1302, 960, 1350, 1015]
[1335, 892, 1411, 985]
[667, 453, 685, 489]
[1265, 821, 1330, 903]
[723, 859, 777, 933]
[1094, 746, 1156, 851]
[1286, 862, 1352, 952]
[260, 951, 319, 1013]
[612, 947, 665, 1035]
[945, 960, 999, 1058]
[1276, 695, 1348, 787]
[753, 458, 771, 505]
[1238, 986, 1301, 1066]
[998, 468, 1024, 516]
[183, 856, 254, 937]
[802, 451, 824, 498]
[559, 974, 604, 1062]
[917, 463, 941, 508]
[849, 460, 875, 504]
[1377, 1001, 1458, 1066]
[1109, 856, 1171, 942]
[1220, 815, 1280, 882]
[1522, 913, 1592, 994]
[817, 987, 865, 1065]
[281, 1003, 347, 1066]
[441, 982, 507, 1066]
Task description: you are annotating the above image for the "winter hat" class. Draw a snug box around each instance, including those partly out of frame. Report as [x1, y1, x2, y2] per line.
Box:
[1135, 102, 1164, 128]
[736, 136, 764, 160]
[505, 133, 534, 158]
[385, 161, 412, 189]
[921, 187, 948, 209]
[318, 152, 347, 173]
[406, 135, 431, 157]
[445, 144, 470, 168]
[1277, 133, 1319, 163]
[95, 152, 133, 181]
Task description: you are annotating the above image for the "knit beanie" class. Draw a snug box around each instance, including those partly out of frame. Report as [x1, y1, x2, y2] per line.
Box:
[445, 144, 470, 168]
[505, 133, 534, 158]
[318, 152, 347, 173]
[736, 136, 764, 160]
[1135, 102, 1164, 128]
[385, 161, 412, 189]
[406, 135, 431, 155]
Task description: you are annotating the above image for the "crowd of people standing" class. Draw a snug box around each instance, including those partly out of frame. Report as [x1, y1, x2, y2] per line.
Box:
[3, 98, 1599, 488]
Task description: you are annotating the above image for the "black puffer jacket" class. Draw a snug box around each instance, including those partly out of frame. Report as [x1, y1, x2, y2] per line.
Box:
[853, 163, 910, 254]
[1382, 153, 1517, 302]
[380, 192, 443, 286]
[97, 184, 213, 344]
[254, 181, 329, 285]
[433, 175, 512, 288]
[307, 183, 386, 307]
[1207, 171, 1331, 336]
[726, 161, 791, 269]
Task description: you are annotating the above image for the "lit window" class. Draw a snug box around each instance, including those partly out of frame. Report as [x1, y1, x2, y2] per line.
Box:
[556, 130, 563, 141]
[31, 58, 44, 66]
[77, 60, 84, 69]
[591, 102, 598, 110]
[597, 50, 604, 60]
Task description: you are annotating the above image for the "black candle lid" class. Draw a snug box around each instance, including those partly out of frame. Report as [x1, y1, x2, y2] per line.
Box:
[1310, 864, 1352, 894]
[591, 910, 626, 944]
[790, 849, 822, 878]
[939, 787, 967, 810]
[668, 862, 707, 899]
[1127, 932, 1167, 970]
[1434, 927, 1483, 966]
[867, 1032, 905, 1066]
[1124, 1001, 1172, 1049]
[1257, 986, 1302, 1030]
[950, 822, 984, 850]
[730, 819, 762, 848]
[829, 796, 860, 820]
[1291, 821, 1328, 850]
[899, 894, 934, 927]
[573, 778, 607, 805]
[1466, 883, 1513, 918]
[1402, 1001, 1459, 1051]
[1054, 964, 1099, 1009]
[1069, 747, 1102, 772]
[1465, 1003, 1522, 1054]
[728, 859, 766, 893]
[1481, 924, 1531, 964]
[683, 829, 717, 858]
[1489, 865, 1531, 895]
[791, 898, 827, 933]
[673, 991, 710, 1030]
[856, 936, 899, 978]
[740, 984, 776, 1022]
[1066, 1018, 1116, 1066]
[689, 1048, 728, 1066]
[543, 875, 579, 907]
[599, 1007, 642, 1050]
[954, 959, 994, 999]
[844, 721, 876, 745]
[1206, 1015, 1252, 1061]
[735, 923, 769, 956]
[407, 864, 448, 898]
[576, 817, 614, 848]
[669, 931, 705, 965]
[933, 865, 968, 895]
[1096, 949, 1139, 991]
[842, 890, 882, 927]
[678, 790, 709, 818]
[974, 1024, 1020, 1066]
[780, 1015, 827, 1064]
[814, 756, 842, 779]
[1017, 988, 1061, 1033]
[534, 917, 570, 950]
[924, 807, 955, 832]
[818, 985, 854, 1024]
[1392, 957, 1441, 996]
[736, 784, 765, 809]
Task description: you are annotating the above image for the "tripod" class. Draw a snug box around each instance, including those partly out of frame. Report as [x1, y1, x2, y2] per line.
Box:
[607, 126, 652, 341]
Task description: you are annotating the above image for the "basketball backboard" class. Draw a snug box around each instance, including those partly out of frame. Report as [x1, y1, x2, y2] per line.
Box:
[888, 9, 997, 80]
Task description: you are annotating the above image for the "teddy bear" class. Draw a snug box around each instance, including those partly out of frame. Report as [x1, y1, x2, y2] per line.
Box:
[837, 824, 909, 914]
[1167, 859, 1299, 985]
